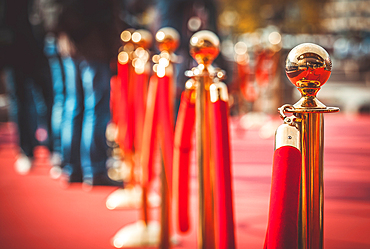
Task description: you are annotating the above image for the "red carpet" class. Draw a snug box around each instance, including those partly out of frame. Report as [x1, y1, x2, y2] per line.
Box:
[0, 114, 369, 249]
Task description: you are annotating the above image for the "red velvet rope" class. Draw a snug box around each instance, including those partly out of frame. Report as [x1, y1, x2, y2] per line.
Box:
[133, 72, 148, 154]
[264, 146, 302, 249]
[211, 99, 236, 249]
[173, 90, 195, 233]
[110, 76, 119, 125]
[156, 75, 174, 193]
[141, 74, 174, 187]
[116, 62, 132, 152]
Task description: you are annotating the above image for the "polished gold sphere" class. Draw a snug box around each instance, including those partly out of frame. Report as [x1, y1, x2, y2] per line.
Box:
[285, 43, 332, 88]
[131, 29, 153, 49]
[155, 27, 180, 53]
[189, 30, 220, 66]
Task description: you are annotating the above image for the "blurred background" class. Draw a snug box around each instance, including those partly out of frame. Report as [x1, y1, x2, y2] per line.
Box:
[1, 0, 370, 123]
[108, 0, 370, 116]
[216, 0, 370, 115]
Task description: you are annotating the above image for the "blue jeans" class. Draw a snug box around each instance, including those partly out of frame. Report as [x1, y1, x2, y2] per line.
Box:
[6, 63, 54, 158]
[61, 57, 111, 181]
[45, 36, 65, 155]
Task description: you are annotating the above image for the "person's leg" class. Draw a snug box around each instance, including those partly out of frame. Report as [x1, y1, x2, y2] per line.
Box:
[33, 55, 55, 154]
[45, 35, 65, 166]
[13, 69, 39, 158]
[79, 60, 110, 179]
[79, 60, 120, 186]
[9, 68, 39, 174]
[61, 57, 83, 182]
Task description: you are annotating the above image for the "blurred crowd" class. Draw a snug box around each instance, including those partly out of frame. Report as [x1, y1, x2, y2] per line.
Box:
[0, 0, 369, 187]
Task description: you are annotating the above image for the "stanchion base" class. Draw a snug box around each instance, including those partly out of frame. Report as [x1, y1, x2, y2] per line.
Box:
[111, 220, 160, 248]
[106, 186, 161, 210]
[111, 220, 180, 248]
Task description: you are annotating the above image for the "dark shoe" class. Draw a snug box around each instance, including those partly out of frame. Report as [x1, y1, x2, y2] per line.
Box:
[67, 173, 83, 183]
[59, 172, 83, 188]
[83, 174, 124, 187]
[50, 152, 62, 168]
[49, 165, 63, 180]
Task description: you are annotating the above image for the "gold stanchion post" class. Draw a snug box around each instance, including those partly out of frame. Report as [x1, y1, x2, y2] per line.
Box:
[284, 43, 339, 249]
[106, 29, 162, 210]
[188, 31, 220, 249]
[174, 30, 235, 249]
[154, 27, 180, 249]
[110, 28, 179, 248]
[185, 29, 237, 249]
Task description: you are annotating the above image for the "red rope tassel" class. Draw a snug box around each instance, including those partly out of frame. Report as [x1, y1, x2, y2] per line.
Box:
[264, 145, 301, 249]
[210, 96, 236, 249]
[173, 90, 195, 233]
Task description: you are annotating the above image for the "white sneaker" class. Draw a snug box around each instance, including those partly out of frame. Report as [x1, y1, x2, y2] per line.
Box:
[50, 152, 62, 167]
[49, 152, 63, 179]
[14, 154, 32, 175]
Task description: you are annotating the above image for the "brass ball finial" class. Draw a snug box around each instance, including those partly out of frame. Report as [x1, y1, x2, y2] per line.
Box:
[285, 43, 332, 109]
[155, 27, 180, 53]
[189, 30, 220, 66]
[131, 29, 153, 49]
[285, 43, 332, 88]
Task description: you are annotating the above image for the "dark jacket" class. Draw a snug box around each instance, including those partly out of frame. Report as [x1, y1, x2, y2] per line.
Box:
[56, 0, 122, 62]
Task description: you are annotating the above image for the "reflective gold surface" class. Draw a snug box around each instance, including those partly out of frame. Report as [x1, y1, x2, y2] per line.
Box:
[297, 112, 324, 249]
[286, 43, 332, 109]
[152, 28, 179, 78]
[195, 66, 215, 249]
[189, 30, 220, 66]
[185, 79, 196, 104]
[284, 43, 339, 249]
[286, 43, 332, 88]
[210, 82, 228, 103]
[155, 27, 180, 53]
[131, 29, 153, 49]
[282, 107, 339, 114]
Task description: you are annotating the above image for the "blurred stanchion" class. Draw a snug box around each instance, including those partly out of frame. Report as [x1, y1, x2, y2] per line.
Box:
[107, 29, 160, 210]
[173, 30, 235, 249]
[231, 29, 283, 140]
[264, 43, 339, 249]
[254, 45, 280, 113]
[111, 27, 179, 248]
